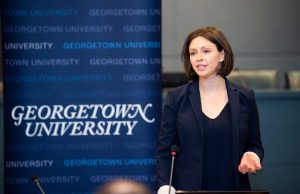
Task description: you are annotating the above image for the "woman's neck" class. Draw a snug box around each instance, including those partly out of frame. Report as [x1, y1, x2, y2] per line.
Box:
[199, 75, 225, 92]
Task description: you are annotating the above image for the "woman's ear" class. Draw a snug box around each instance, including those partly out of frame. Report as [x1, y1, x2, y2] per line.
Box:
[219, 49, 225, 62]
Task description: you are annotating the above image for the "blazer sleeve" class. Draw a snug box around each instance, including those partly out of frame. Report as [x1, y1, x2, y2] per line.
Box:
[246, 90, 264, 161]
[155, 90, 179, 187]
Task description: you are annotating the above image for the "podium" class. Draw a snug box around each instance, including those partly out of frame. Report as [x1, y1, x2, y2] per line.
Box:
[176, 190, 269, 194]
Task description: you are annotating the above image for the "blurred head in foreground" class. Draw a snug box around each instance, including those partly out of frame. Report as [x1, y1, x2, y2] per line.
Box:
[94, 179, 151, 194]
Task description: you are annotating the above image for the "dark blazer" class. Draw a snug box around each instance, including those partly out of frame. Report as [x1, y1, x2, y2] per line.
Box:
[156, 78, 264, 190]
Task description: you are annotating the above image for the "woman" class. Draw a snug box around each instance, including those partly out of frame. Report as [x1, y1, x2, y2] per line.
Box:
[156, 26, 264, 192]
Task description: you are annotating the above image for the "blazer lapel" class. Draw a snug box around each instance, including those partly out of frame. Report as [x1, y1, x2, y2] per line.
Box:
[188, 80, 205, 138]
[188, 80, 204, 187]
[226, 79, 240, 179]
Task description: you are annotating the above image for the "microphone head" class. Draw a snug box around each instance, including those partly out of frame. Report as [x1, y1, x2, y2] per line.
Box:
[170, 145, 178, 155]
[31, 176, 39, 183]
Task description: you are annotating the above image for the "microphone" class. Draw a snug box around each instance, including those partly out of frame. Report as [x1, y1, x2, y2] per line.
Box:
[168, 145, 178, 194]
[31, 176, 46, 194]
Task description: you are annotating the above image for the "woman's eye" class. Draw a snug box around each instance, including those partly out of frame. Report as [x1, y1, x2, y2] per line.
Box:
[203, 50, 210, 54]
[189, 52, 196, 56]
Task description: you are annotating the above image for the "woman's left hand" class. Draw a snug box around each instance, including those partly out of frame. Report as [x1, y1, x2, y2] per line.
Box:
[238, 152, 262, 174]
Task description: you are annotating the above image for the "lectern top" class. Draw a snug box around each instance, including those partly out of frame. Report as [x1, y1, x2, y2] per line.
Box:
[176, 190, 269, 194]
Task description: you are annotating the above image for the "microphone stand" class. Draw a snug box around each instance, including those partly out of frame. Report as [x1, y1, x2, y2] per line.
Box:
[168, 153, 175, 194]
[32, 176, 46, 194]
[168, 145, 177, 194]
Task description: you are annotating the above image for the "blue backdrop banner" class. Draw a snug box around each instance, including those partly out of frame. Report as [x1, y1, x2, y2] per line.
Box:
[2, 1, 161, 193]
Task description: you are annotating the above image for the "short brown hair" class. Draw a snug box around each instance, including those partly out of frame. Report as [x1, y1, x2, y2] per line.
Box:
[181, 26, 234, 80]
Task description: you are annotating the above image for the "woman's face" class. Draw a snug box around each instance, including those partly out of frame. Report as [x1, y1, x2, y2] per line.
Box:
[189, 36, 224, 79]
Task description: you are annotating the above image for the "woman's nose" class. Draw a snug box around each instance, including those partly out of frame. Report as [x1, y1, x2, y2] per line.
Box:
[196, 53, 203, 61]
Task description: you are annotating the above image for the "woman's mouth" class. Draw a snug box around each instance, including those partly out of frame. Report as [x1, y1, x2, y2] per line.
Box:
[196, 64, 207, 71]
